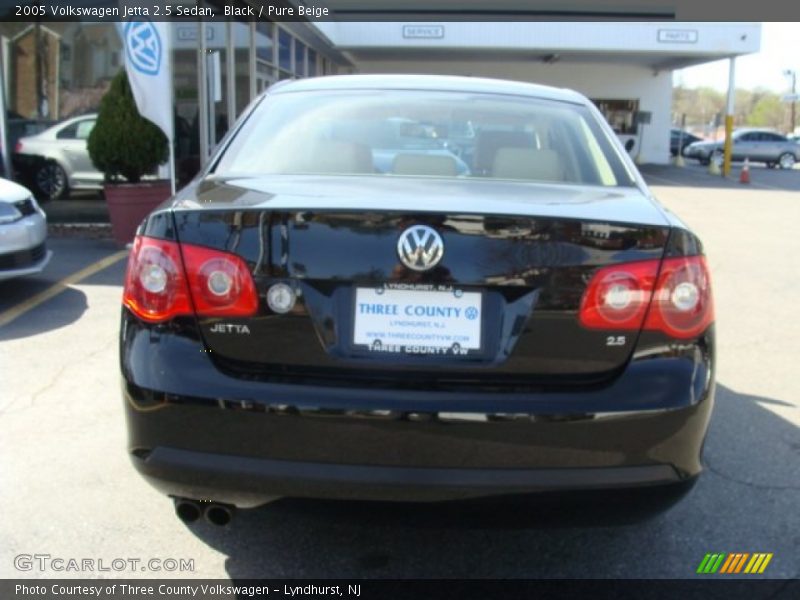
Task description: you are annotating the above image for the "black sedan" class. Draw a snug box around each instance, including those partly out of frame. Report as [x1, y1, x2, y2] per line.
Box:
[670, 128, 703, 157]
[120, 75, 715, 525]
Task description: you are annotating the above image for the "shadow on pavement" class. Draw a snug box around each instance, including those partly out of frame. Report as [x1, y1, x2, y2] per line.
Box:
[0, 286, 88, 342]
[0, 237, 126, 341]
[181, 383, 798, 579]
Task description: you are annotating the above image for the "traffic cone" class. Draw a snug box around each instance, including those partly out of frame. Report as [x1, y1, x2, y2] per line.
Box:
[739, 157, 751, 184]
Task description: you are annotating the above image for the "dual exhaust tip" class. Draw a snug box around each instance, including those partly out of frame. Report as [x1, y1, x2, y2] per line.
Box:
[174, 498, 234, 526]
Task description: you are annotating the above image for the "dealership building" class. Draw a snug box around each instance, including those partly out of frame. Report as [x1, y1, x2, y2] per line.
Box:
[0, 12, 760, 185]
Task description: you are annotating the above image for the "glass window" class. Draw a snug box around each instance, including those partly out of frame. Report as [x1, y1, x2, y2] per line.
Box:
[172, 23, 201, 185]
[255, 22, 273, 63]
[295, 41, 306, 77]
[56, 119, 95, 140]
[56, 123, 77, 139]
[278, 29, 291, 72]
[75, 119, 96, 139]
[308, 49, 317, 77]
[591, 98, 639, 135]
[214, 90, 635, 187]
[7, 21, 123, 120]
[234, 22, 251, 116]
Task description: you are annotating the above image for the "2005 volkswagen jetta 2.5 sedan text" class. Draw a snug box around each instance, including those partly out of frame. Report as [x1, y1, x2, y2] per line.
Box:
[120, 75, 714, 525]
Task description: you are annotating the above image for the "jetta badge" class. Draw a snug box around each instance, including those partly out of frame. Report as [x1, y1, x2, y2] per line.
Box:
[397, 225, 444, 271]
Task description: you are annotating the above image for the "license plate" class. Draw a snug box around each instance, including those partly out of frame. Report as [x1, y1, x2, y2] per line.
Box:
[353, 286, 482, 356]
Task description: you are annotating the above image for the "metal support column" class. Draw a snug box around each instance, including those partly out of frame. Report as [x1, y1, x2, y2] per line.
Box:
[785, 69, 797, 134]
[198, 20, 209, 164]
[249, 21, 257, 102]
[0, 41, 11, 178]
[722, 57, 736, 177]
[226, 20, 235, 128]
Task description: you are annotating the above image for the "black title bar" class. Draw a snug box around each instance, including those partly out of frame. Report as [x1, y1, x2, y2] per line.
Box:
[0, 0, 799, 22]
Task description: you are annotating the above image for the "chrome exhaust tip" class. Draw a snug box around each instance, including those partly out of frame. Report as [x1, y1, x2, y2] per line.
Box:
[204, 503, 234, 526]
[174, 498, 201, 523]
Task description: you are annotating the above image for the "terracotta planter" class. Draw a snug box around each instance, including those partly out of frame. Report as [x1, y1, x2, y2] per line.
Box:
[104, 181, 172, 246]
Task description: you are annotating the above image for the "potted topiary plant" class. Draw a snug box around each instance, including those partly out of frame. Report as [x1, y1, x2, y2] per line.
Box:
[87, 70, 171, 245]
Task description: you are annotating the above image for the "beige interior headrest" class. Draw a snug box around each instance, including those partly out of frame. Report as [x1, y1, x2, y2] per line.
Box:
[392, 153, 459, 177]
[492, 148, 566, 181]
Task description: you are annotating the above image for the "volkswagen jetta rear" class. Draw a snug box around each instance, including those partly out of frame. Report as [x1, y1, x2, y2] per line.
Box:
[121, 76, 715, 513]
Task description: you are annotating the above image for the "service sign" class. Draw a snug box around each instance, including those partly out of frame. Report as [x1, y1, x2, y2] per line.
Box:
[402, 25, 445, 39]
[353, 286, 482, 356]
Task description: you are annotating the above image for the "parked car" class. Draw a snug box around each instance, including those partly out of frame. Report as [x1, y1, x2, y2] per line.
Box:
[684, 128, 800, 169]
[120, 75, 715, 524]
[13, 114, 102, 200]
[0, 177, 51, 281]
[1, 112, 54, 179]
[670, 128, 703, 157]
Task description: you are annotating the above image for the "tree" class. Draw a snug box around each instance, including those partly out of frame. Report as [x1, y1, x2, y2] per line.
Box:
[673, 85, 794, 133]
[87, 70, 168, 183]
[747, 94, 787, 130]
[672, 85, 724, 130]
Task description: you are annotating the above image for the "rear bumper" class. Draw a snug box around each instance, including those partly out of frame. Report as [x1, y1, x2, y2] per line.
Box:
[122, 316, 715, 507]
[135, 446, 684, 506]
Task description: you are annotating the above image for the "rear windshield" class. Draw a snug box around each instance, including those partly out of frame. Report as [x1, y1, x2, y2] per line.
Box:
[214, 89, 636, 187]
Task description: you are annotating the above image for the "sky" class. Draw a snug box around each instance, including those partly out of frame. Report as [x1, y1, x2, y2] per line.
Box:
[674, 22, 800, 93]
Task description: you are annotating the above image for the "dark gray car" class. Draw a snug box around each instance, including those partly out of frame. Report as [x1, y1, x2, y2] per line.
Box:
[684, 128, 800, 169]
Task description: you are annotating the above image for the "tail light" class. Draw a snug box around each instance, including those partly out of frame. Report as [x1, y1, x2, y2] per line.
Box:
[643, 256, 714, 339]
[579, 256, 713, 339]
[123, 236, 258, 323]
[578, 260, 658, 331]
[123, 237, 192, 322]
[15, 141, 23, 153]
[181, 244, 259, 317]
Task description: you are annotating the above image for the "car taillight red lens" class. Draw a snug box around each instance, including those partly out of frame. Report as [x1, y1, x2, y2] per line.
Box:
[123, 237, 192, 322]
[123, 236, 258, 322]
[643, 256, 714, 339]
[578, 256, 713, 339]
[181, 244, 259, 317]
[15, 141, 23, 153]
[579, 260, 658, 331]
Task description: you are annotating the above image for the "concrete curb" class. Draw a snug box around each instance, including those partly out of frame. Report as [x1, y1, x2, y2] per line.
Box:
[48, 223, 113, 239]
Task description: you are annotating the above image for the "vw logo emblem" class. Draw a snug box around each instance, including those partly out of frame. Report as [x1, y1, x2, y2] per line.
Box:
[124, 21, 162, 76]
[397, 225, 444, 271]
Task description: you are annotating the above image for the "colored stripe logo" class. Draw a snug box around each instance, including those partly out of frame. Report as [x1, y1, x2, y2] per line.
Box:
[697, 553, 773, 574]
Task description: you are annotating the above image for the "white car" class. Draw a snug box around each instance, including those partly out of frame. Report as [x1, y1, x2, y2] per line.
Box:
[13, 114, 101, 200]
[0, 177, 51, 280]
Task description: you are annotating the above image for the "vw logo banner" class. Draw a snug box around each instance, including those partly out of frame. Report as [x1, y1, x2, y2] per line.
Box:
[120, 19, 173, 142]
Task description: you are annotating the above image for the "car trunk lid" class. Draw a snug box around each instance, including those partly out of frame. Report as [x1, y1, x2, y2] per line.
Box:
[169, 175, 670, 388]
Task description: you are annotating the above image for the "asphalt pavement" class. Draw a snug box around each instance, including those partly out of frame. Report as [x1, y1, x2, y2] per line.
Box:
[0, 166, 798, 582]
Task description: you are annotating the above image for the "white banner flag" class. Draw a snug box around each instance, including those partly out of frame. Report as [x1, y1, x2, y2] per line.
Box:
[120, 20, 174, 142]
